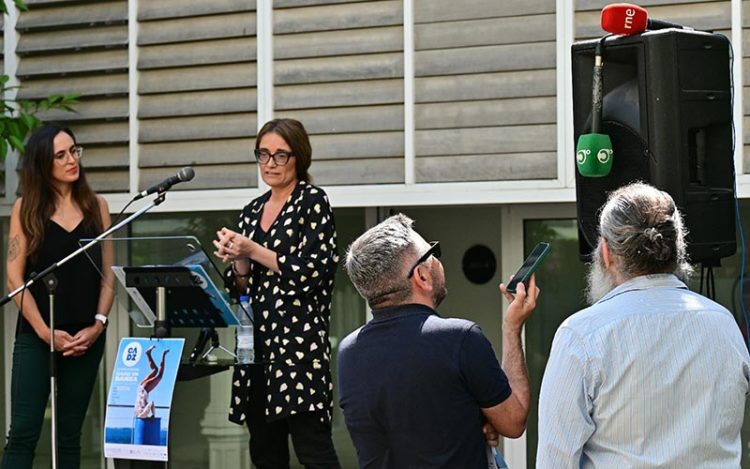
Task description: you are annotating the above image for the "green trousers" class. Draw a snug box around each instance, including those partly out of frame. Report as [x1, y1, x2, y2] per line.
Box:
[1, 332, 105, 469]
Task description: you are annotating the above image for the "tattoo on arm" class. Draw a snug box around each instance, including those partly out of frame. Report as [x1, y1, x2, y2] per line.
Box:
[8, 235, 20, 263]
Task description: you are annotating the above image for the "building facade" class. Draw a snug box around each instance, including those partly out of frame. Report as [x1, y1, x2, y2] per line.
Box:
[1, 1, 749, 467]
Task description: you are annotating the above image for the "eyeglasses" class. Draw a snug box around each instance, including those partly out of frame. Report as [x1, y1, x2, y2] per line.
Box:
[254, 149, 294, 166]
[53, 145, 83, 165]
[406, 241, 441, 279]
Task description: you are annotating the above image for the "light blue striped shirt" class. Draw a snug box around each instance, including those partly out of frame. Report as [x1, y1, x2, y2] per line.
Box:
[537, 274, 750, 468]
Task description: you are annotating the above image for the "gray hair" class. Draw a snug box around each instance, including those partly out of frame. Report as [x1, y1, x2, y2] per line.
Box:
[598, 182, 692, 280]
[345, 214, 420, 308]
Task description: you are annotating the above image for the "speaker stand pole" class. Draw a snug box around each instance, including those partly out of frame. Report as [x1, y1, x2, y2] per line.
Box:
[43, 273, 59, 469]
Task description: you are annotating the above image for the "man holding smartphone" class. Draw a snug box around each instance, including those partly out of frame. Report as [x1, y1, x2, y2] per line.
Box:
[537, 183, 750, 467]
[339, 214, 538, 468]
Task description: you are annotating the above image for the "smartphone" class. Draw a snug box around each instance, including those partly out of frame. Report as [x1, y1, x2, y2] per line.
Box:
[506, 242, 551, 294]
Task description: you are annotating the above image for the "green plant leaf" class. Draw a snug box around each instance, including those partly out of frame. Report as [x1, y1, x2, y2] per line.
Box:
[28, 114, 41, 130]
[8, 134, 24, 152]
[13, 0, 28, 12]
[7, 119, 19, 137]
[62, 95, 80, 106]
[19, 113, 36, 133]
[17, 100, 32, 113]
[36, 99, 49, 112]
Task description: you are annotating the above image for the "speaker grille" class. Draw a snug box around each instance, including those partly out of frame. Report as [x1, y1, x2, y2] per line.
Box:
[576, 120, 650, 260]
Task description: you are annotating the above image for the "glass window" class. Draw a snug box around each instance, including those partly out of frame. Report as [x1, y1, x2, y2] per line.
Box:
[522, 219, 588, 468]
[328, 208, 367, 467]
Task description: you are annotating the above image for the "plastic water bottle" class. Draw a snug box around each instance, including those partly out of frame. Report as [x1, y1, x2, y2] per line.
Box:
[236, 295, 254, 364]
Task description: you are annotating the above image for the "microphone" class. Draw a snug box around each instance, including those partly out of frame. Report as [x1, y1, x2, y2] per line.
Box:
[134, 167, 195, 200]
[600, 3, 692, 36]
[576, 39, 614, 177]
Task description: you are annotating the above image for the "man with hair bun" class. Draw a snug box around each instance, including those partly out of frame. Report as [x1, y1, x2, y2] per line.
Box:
[537, 182, 750, 467]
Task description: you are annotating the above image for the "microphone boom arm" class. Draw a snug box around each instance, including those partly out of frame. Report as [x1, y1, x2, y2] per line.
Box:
[0, 192, 167, 308]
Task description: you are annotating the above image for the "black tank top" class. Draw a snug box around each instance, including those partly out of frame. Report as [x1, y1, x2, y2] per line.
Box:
[17, 220, 102, 335]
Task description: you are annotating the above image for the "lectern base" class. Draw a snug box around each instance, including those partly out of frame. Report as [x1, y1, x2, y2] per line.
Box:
[113, 459, 168, 469]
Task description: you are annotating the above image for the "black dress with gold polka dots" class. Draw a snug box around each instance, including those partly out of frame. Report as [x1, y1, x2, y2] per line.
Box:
[228, 181, 339, 425]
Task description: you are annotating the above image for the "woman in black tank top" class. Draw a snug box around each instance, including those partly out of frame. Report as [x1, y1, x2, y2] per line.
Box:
[3, 124, 114, 469]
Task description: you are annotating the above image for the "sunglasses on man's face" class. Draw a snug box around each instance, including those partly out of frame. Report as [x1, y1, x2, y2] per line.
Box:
[406, 241, 441, 279]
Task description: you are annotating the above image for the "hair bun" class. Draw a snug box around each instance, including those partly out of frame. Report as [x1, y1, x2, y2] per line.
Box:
[644, 226, 672, 261]
[643, 227, 661, 242]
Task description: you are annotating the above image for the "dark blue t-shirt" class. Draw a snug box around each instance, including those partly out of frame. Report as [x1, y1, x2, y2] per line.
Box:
[338, 304, 512, 468]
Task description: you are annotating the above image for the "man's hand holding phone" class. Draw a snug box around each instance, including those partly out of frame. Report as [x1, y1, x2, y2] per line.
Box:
[500, 274, 539, 331]
[500, 242, 548, 330]
[505, 242, 550, 294]
[495, 258, 542, 439]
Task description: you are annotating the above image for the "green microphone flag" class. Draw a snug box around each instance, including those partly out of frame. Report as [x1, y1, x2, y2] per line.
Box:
[576, 133, 613, 177]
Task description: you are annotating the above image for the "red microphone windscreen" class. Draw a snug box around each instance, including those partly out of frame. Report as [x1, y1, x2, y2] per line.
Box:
[601, 3, 648, 35]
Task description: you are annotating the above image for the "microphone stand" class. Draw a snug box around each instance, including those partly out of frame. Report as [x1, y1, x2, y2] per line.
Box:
[44, 273, 59, 469]
[0, 192, 167, 469]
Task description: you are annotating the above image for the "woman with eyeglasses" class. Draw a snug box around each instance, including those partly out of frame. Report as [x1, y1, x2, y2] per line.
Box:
[214, 118, 341, 468]
[3, 124, 114, 468]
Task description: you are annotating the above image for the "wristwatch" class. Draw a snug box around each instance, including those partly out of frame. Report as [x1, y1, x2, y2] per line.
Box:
[94, 313, 108, 329]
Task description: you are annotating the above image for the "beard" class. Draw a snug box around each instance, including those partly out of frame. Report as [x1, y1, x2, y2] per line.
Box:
[584, 244, 618, 305]
[431, 267, 448, 307]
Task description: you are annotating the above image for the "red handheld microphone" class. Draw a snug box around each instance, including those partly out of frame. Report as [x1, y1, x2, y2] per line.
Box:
[600, 3, 691, 35]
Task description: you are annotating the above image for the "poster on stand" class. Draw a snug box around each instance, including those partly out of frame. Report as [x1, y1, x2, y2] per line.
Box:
[104, 338, 184, 461]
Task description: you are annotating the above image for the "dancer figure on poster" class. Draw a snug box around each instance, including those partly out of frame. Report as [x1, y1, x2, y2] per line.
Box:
[134, 345, 169, 419]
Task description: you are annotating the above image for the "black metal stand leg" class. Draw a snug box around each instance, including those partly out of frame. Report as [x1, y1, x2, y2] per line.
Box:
[202, 328, 236, 360]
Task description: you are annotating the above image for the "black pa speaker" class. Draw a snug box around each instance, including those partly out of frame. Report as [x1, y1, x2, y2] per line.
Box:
[572, 29, 737, 265]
